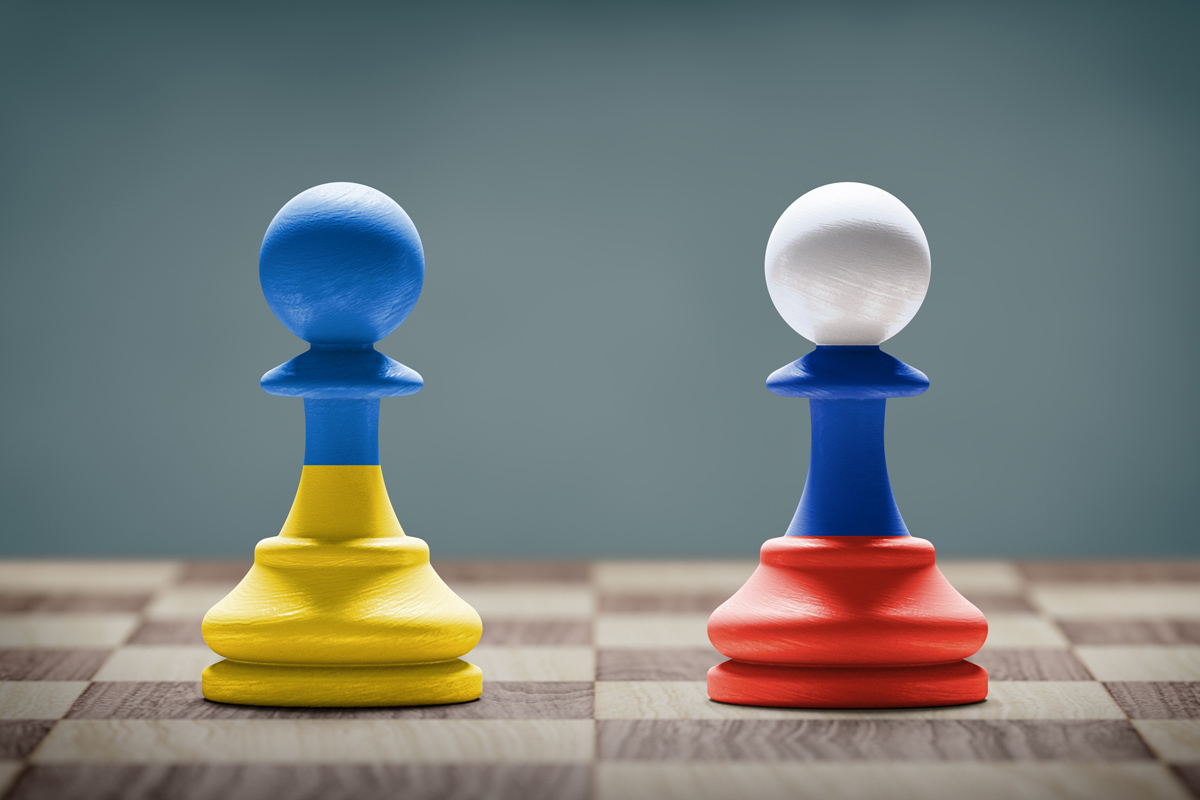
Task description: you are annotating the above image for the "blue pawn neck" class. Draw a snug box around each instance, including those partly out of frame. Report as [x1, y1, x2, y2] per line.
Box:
[772, 346, 926, 538]
[787, 398, 908, 537]
[304, 399, 380, 465]
[261, 345, 422, 467]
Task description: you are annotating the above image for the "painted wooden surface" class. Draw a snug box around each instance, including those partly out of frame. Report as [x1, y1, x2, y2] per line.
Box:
[764, 182, 930, 347]
[202, 183, 481, 706]
[711, 183, 986, 708]
[708, 537, 988, 707]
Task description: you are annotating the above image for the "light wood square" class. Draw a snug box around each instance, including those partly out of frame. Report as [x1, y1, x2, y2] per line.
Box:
[466, 646, 595, 681]
[454, 585, 594, 619]
[32, 719, 595, 764]
[593, 562, 757, 593]
[0, 681, 89, 719]
[1133, 720, 1200, 763]
[1075, 646, 1200, 681]
[144, 586, 231, 620]
[93, 646, 222, 682]
[0, 561, 180, 591]
[936, 561, 1024, 592]
[980, 614, 1069, 649]
[1031, 586, 1200, 619]
[596, 614, 715, 649]
[0, 614, 138, 647]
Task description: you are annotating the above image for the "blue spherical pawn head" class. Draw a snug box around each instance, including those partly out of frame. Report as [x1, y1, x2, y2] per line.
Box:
[260, 182, 424, 345]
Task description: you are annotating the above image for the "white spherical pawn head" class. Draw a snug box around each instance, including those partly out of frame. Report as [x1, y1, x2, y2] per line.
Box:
[765, 182, 931, 346]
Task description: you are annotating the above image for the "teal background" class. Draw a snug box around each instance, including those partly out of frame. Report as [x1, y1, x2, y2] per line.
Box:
[1, 1, 1197, 558]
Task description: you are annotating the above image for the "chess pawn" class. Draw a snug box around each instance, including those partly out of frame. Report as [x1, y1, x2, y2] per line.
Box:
[707, 183, 988, 708]
[202, 183, 482, 706]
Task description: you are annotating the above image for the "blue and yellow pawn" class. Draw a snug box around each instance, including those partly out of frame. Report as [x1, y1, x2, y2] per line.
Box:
[202, 183, 482, 706]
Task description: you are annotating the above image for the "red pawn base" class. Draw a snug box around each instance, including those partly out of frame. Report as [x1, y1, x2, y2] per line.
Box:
[707, 536, 988, 709]
[708, 659, 987, 709]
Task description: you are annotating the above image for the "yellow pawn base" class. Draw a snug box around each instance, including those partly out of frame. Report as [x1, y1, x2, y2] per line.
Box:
[202, 658, 482, 707]
[202, 465, 484, 708]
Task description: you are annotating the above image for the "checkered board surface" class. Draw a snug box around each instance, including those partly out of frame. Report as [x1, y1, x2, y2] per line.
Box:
[1, 559, 1199, 800]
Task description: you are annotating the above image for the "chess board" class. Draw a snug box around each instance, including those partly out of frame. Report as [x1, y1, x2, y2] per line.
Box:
[1, 559, 1198, 800]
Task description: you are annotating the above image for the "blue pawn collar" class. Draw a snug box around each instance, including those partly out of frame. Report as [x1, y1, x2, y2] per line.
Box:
[768, 346, 929, 400]
[261, 344, 423, 399]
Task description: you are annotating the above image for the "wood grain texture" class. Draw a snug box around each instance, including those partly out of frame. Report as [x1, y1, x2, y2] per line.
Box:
[597, 763, 1194, 800]
[967, 649, 1094, 681]
[0, 564, 177, 592]
[592, 562, 756, 593]
[33, 719, 595, 764]
[465, 647, 594, 682]
[1104, 683, 1200, 719]
[177, 563, 251, 585]
[1131, 721, 1200, 763]
[1, 557, 1199, 800]
[477, 621, 592, 646]
[0, 651, 109, 682]
[125, 621, 205, 646]
[596, 649, 718, 682]
[595, 681, 1124, 721]
[596, 615, 714, 649]
[0, 763, 22, 798]
[1031, 586, 1200, 619]
[0, 595, 150, 614]
[68, 682, 594, 720]
[5, 764, 592, 800]
[976, 614, 1069, 648]
[596, 720, 1154, 761]
[0, 722, 55, 759]
[599, 592, 731, 613]
[1076, 647, 1200, 682]
[0, 616, 137, 648]
[0, 683, 88, 720]
[958, 592, 1037, 614]
[936, 562, 1025, 592]
[93, 647, 220, 682]
[456, 586, 593, 620]
[1019, 563, 1200, 582]
[1060, 621, 1200, 646]
[1172, 764, 1200, 799]
[146, 588, 230, 620]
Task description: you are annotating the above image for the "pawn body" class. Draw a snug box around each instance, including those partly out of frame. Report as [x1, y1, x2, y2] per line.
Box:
[203, 465, 481, 706]
[203, 184, 481, 706]
[708, 537, 986, 708]
[708, 184, 987, 709]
